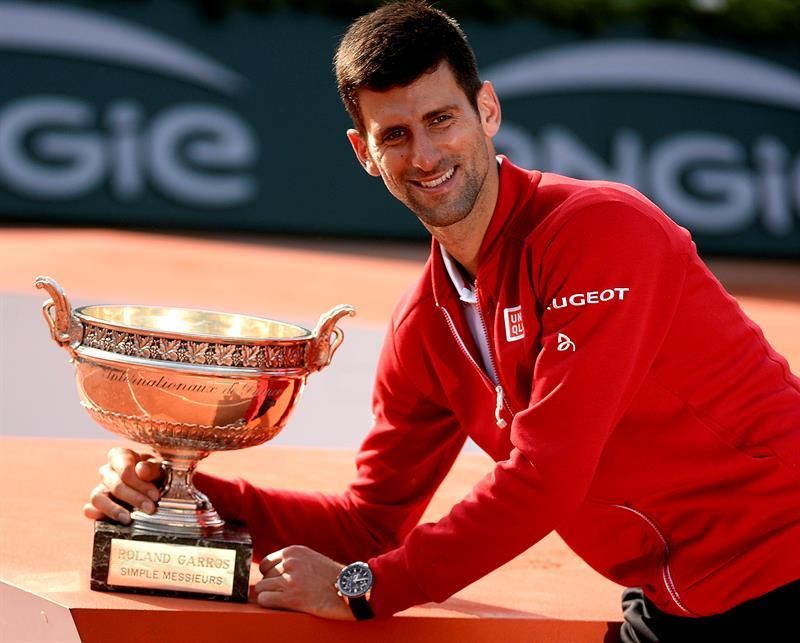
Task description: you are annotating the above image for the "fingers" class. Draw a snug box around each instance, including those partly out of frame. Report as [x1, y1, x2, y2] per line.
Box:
[256, 588, 291, 610]
[254, 575, 286, 595]
[88, 483, 132, 524]
[259, 550, 283, 575]
[99, 464, 156, 514]
[86, 448, 163, 525]
[255, 552, 288, 609]
[260, 562, 284, 579]
[135, 459, 164, 484]
[108, 448, 162, 500]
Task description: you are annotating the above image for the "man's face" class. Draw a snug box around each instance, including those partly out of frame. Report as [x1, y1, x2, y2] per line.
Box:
[347, 62, 501, 228]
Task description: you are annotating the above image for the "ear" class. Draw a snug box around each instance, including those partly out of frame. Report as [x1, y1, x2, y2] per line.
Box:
[476, 81, 501, 138]
[346, 129, 381, 177]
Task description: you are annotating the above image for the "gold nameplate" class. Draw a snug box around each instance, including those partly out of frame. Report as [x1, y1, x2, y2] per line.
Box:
[107, 539, 237, 596]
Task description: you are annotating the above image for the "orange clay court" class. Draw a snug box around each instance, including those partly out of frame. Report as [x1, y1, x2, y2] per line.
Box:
[0, 227, 798, 642]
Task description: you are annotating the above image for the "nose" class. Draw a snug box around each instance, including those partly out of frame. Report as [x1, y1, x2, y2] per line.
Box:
[410, 131, 441, 173]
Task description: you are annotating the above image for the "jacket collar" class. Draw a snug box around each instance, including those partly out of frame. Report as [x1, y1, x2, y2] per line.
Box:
[430, 156, 541, 306]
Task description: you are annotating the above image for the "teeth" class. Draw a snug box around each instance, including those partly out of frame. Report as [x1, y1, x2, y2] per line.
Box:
[419, 167, 454, 188]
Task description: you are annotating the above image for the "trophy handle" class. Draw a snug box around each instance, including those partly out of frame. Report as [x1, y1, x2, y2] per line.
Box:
[307, 304, 355, 372]
[34, 276, 83, 354]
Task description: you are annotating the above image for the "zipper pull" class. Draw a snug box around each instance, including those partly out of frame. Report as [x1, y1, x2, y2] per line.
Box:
[494, 386, 508, 429]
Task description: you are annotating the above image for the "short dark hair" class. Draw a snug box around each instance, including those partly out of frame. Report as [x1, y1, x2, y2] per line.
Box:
[334, 1, 482, 132]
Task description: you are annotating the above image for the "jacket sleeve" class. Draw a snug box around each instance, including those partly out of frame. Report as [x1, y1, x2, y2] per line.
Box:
[193, 312, 466, 564]
[366, 197, 690, 617]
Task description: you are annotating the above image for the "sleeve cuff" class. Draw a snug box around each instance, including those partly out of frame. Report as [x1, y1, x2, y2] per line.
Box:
[368, 546, 432, 618]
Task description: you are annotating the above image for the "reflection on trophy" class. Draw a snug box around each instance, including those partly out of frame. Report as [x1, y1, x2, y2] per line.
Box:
[36, 276, 354, 602]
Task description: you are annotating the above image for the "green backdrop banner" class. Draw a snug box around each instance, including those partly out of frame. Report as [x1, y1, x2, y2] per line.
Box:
[1, 1, 798, 256]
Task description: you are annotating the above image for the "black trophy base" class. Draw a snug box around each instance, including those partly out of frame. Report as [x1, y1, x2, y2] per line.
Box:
[91, 520, 252, 602]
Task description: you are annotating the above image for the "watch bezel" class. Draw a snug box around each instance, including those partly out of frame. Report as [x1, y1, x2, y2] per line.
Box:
[336, 561, 373, 598]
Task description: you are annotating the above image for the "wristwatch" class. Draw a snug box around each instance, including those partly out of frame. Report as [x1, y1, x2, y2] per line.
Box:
[335, 561, 374, 620]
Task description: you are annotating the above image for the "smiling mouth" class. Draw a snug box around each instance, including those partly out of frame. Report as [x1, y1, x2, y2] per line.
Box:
[414, 166, 456, 189]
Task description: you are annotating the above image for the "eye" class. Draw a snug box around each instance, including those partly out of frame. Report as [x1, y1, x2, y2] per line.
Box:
[431, 113, 452, 126]
[382, 129, 405, 144]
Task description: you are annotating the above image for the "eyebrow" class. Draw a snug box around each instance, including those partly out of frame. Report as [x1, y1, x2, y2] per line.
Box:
[375, 104, 462, 140]
[422, 104, 461, 121]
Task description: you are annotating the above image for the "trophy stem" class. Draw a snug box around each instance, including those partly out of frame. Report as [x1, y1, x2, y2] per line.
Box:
[131, 449, 224, 535]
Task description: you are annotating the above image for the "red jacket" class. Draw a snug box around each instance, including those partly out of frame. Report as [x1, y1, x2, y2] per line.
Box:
[196, 158, 800, 618]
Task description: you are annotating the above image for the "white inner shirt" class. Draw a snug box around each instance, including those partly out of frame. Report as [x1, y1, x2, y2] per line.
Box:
[439, 245, 499, 385]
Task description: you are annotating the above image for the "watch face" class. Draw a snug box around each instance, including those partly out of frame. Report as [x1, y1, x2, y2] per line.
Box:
[337, 562, 373, 598]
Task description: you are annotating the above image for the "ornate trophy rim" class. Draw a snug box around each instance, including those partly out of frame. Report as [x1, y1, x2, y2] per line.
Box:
[76, 346, 309, 377]
[76, 326, 310, 371]
[74, 303, 314, 343]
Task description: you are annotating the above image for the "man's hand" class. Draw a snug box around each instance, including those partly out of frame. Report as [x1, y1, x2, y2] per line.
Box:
[255, 545, 354, 620]
[83, 447, 163, 524]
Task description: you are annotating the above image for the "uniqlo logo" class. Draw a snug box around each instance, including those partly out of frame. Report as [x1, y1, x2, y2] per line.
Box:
[503, 306, 525, 342]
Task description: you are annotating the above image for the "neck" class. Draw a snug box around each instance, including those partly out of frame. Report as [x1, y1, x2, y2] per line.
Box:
[424, 160, 499, 278]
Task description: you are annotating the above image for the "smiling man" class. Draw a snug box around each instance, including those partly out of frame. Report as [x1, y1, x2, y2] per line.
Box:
[345, 63, 498, 236]
[86, 2, 800, 640]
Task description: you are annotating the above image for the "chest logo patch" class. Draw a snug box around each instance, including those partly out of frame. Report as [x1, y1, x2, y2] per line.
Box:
[503, 306, 525, 342]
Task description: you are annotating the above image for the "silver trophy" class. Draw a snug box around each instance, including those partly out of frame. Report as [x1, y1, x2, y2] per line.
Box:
[36, 276, 354, 600]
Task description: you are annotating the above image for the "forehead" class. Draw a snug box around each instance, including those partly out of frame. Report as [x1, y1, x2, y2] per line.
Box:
[357, 63, 470, 135]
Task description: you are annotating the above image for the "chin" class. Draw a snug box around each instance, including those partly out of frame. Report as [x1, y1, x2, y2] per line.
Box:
[417, 208, 471, 229]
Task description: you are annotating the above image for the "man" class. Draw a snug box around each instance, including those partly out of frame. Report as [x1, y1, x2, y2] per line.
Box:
[86, 2, 800, 639]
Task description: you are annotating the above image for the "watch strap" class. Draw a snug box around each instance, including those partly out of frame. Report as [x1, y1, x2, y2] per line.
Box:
[347, 595, 374, 620]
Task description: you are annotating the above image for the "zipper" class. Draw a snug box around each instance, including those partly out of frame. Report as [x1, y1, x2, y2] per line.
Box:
[493, 385, 507, 429]
[612, 503, 694, 616]
[438, 304, 514, 428]
[474, 282, 515, 427]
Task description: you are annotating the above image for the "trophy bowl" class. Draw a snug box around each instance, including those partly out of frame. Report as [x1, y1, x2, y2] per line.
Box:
[36, 276, 354, 536]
